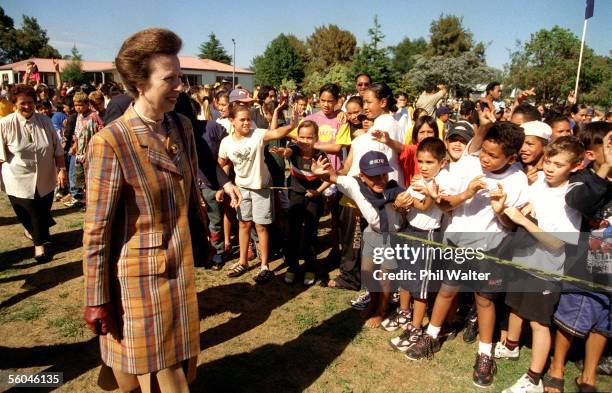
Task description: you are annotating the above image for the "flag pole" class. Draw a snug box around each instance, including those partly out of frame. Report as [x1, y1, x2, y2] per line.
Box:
[574, 17, 588, 100]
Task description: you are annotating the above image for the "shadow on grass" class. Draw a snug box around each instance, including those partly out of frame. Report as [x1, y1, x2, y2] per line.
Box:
[198, 279, 309, 351]
[0, 260, 82, 309]
[0, 337, 100, 392]
[0, 205, 80, 227]
[0, 228, 83, 271]
[195, 308, 361, 392]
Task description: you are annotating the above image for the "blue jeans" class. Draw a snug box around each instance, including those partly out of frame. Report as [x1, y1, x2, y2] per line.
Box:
[68, 155, 83, 199]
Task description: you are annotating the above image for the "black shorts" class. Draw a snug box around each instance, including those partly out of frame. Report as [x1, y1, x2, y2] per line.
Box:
[398, 226, 442, 299]
[505, 275, 560, 325]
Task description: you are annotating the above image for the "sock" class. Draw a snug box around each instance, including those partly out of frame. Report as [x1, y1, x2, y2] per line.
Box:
[478, 341, 492, 356]
[261, 265, 269, 271]
[505, 338, 519, 351]
[426, 324, 441, 339]
[527, 369, 541, 385]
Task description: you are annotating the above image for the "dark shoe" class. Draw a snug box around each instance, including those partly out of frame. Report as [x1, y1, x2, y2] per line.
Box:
[463, 316, 478, 343]
[405, 333, 440, 361]
[253, 268, 274, 284]
[473, 352, 497, 388]
[389, 325, 422, 353]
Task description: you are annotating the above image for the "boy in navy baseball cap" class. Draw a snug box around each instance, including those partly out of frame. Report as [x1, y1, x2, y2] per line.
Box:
[312, 150, 405, 328]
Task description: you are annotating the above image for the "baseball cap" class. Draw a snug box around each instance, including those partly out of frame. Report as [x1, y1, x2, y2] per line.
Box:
[359, 151, 393, 177]
[229, 88, 254, 103]
[521, 120, 552, 141]
[446, 121, 474, 142]
[436, 106, 452, 117]
[221, 78, 232, 84]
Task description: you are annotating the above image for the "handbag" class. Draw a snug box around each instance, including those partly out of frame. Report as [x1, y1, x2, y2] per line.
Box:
[170, 112, 212, 266]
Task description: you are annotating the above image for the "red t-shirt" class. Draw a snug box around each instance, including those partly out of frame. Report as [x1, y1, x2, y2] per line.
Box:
[399, 143, 420, 187]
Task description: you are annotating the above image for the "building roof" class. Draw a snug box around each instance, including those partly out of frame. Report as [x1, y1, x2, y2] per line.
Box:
[0, 56, 254, 75]
[178, 56, 253, 74]
[0, 58, 115, 72]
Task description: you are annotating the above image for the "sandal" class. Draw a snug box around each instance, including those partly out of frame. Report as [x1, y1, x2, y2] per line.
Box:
[543, 373, 564, 393]
[227, 263, 248, 277]
[574, 377, 596, 393]
[253, 269, 274, 283]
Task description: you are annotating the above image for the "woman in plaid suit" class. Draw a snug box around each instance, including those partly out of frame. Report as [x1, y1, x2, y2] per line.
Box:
[82, 28, 201, 392]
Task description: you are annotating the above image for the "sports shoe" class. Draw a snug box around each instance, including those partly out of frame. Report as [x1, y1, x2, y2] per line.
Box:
[494, 341, 520, 360]
[473, 352, 497, 388]
[284, 271, 296, 284]
[253, 268, 274, 283]
[381, 308, 412, 332]
[405, 333, 440, 361]
[390, 290, 400, 304]
[389, 325, 422, 352]
[501, 373, 543, 393]
[63, 196, 83, 208]
[463, 316, 478, 343]
[350, 291, 370, 310]
[303, 272, 315, 286]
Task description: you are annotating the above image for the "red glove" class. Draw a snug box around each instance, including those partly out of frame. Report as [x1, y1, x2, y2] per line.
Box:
[84, 304, 116, 336]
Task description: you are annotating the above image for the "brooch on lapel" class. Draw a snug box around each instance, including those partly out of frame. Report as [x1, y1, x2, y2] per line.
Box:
[169, 144, 179, 155]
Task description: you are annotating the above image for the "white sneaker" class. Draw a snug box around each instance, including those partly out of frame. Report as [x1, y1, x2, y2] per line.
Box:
[380, 308, 412, 332]
[501, 373, 543, 393]
[494, 341, 520, 360]
[350, 291, 370, 310]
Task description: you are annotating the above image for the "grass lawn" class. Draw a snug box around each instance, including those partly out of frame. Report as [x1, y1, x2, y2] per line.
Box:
[0, 193, 609, 392]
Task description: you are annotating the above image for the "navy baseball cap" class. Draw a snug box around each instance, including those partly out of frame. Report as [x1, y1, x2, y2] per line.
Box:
[359, 151, 393, 177]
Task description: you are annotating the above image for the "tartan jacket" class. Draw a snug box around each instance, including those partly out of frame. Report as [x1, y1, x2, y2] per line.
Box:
[82, 106, 200, 374]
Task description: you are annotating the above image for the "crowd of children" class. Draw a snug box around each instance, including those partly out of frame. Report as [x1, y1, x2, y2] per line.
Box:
[1, 65, 610, 392]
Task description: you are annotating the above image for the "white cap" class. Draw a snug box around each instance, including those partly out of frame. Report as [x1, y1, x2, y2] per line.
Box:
[521, 121, 552, 141]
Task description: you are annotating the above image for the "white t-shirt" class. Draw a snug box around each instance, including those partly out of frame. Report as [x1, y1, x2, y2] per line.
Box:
[218, 128, 270, 189]
[347, 131, 402, 185]
[445, 154, 529, 250]
[336, 175, 403, 233]
[370, 113, 402, 142]
[512, 175, 582, 275]
[406, 169, 452, 230]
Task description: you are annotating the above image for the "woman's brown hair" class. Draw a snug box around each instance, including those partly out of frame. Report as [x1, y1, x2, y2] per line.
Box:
[115, 28, 182, 97]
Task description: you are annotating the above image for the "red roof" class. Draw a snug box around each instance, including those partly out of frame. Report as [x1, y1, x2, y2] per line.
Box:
[0, 56, 254, 74]
[0, 58, 114, 72]
[178, 56, 253, 74]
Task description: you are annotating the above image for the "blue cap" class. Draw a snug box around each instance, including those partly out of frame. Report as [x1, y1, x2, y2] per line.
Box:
[359, 151, 393, 177]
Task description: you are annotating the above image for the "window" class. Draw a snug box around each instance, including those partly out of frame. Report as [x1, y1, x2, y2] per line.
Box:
[183, 74, 201, 86]
[216, 76, 238, 85]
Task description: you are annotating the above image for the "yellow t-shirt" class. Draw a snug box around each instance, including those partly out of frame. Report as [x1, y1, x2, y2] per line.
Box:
[436, 118, 447, 140]
[0, 99, 14, 118]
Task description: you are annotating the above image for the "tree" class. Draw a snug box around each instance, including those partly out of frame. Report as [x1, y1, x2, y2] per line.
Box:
[351, 16, 397, 89]
[406, 52, 500, 97]
[61, 60, 86, 85]
[302, 63, 353, 95]
[391, 37, 427, 75]
[69, 45, 82, 61]
[305, 24, 356, 73]
[506, 26, 608, 104]
[0, 8, 60, 64]
[252, 34, 304, 86]
[426, 14, 477, 58]
[198, 32, 231, 64]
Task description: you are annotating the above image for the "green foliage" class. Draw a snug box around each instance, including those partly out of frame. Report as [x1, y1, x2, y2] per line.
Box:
[351, 16, 397, 90]
[69, 45, 82, 61]
[391, 37, 427, 75]
[406, 52, 499, 97]
[0, 8, 61, 64]
[252, 33, 304, 86]
[302, 63, 353, 95]
[61, 60, 87, 85]
[198, 32, 232, 64]
[426, 14, 477, 58]
[280, 78, 297, 91]
[506, 26, 609, 104]
[306, 24, 356, 74]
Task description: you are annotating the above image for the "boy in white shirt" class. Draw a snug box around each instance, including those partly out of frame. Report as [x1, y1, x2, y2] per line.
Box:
[498, 136, 584, 393]
[406, 122, 529, 389]
[384, 138, 453, 351]
[312, 151, 405, 328]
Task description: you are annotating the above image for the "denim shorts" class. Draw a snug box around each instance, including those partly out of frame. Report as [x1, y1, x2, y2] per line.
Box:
[553, 291, 611, 338]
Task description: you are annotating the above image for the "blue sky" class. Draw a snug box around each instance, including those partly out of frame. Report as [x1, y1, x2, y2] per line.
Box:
[3, 0, 611, 70]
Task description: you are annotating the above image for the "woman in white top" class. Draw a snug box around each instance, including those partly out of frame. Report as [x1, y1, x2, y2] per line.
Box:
[0, 84, 67, 260]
